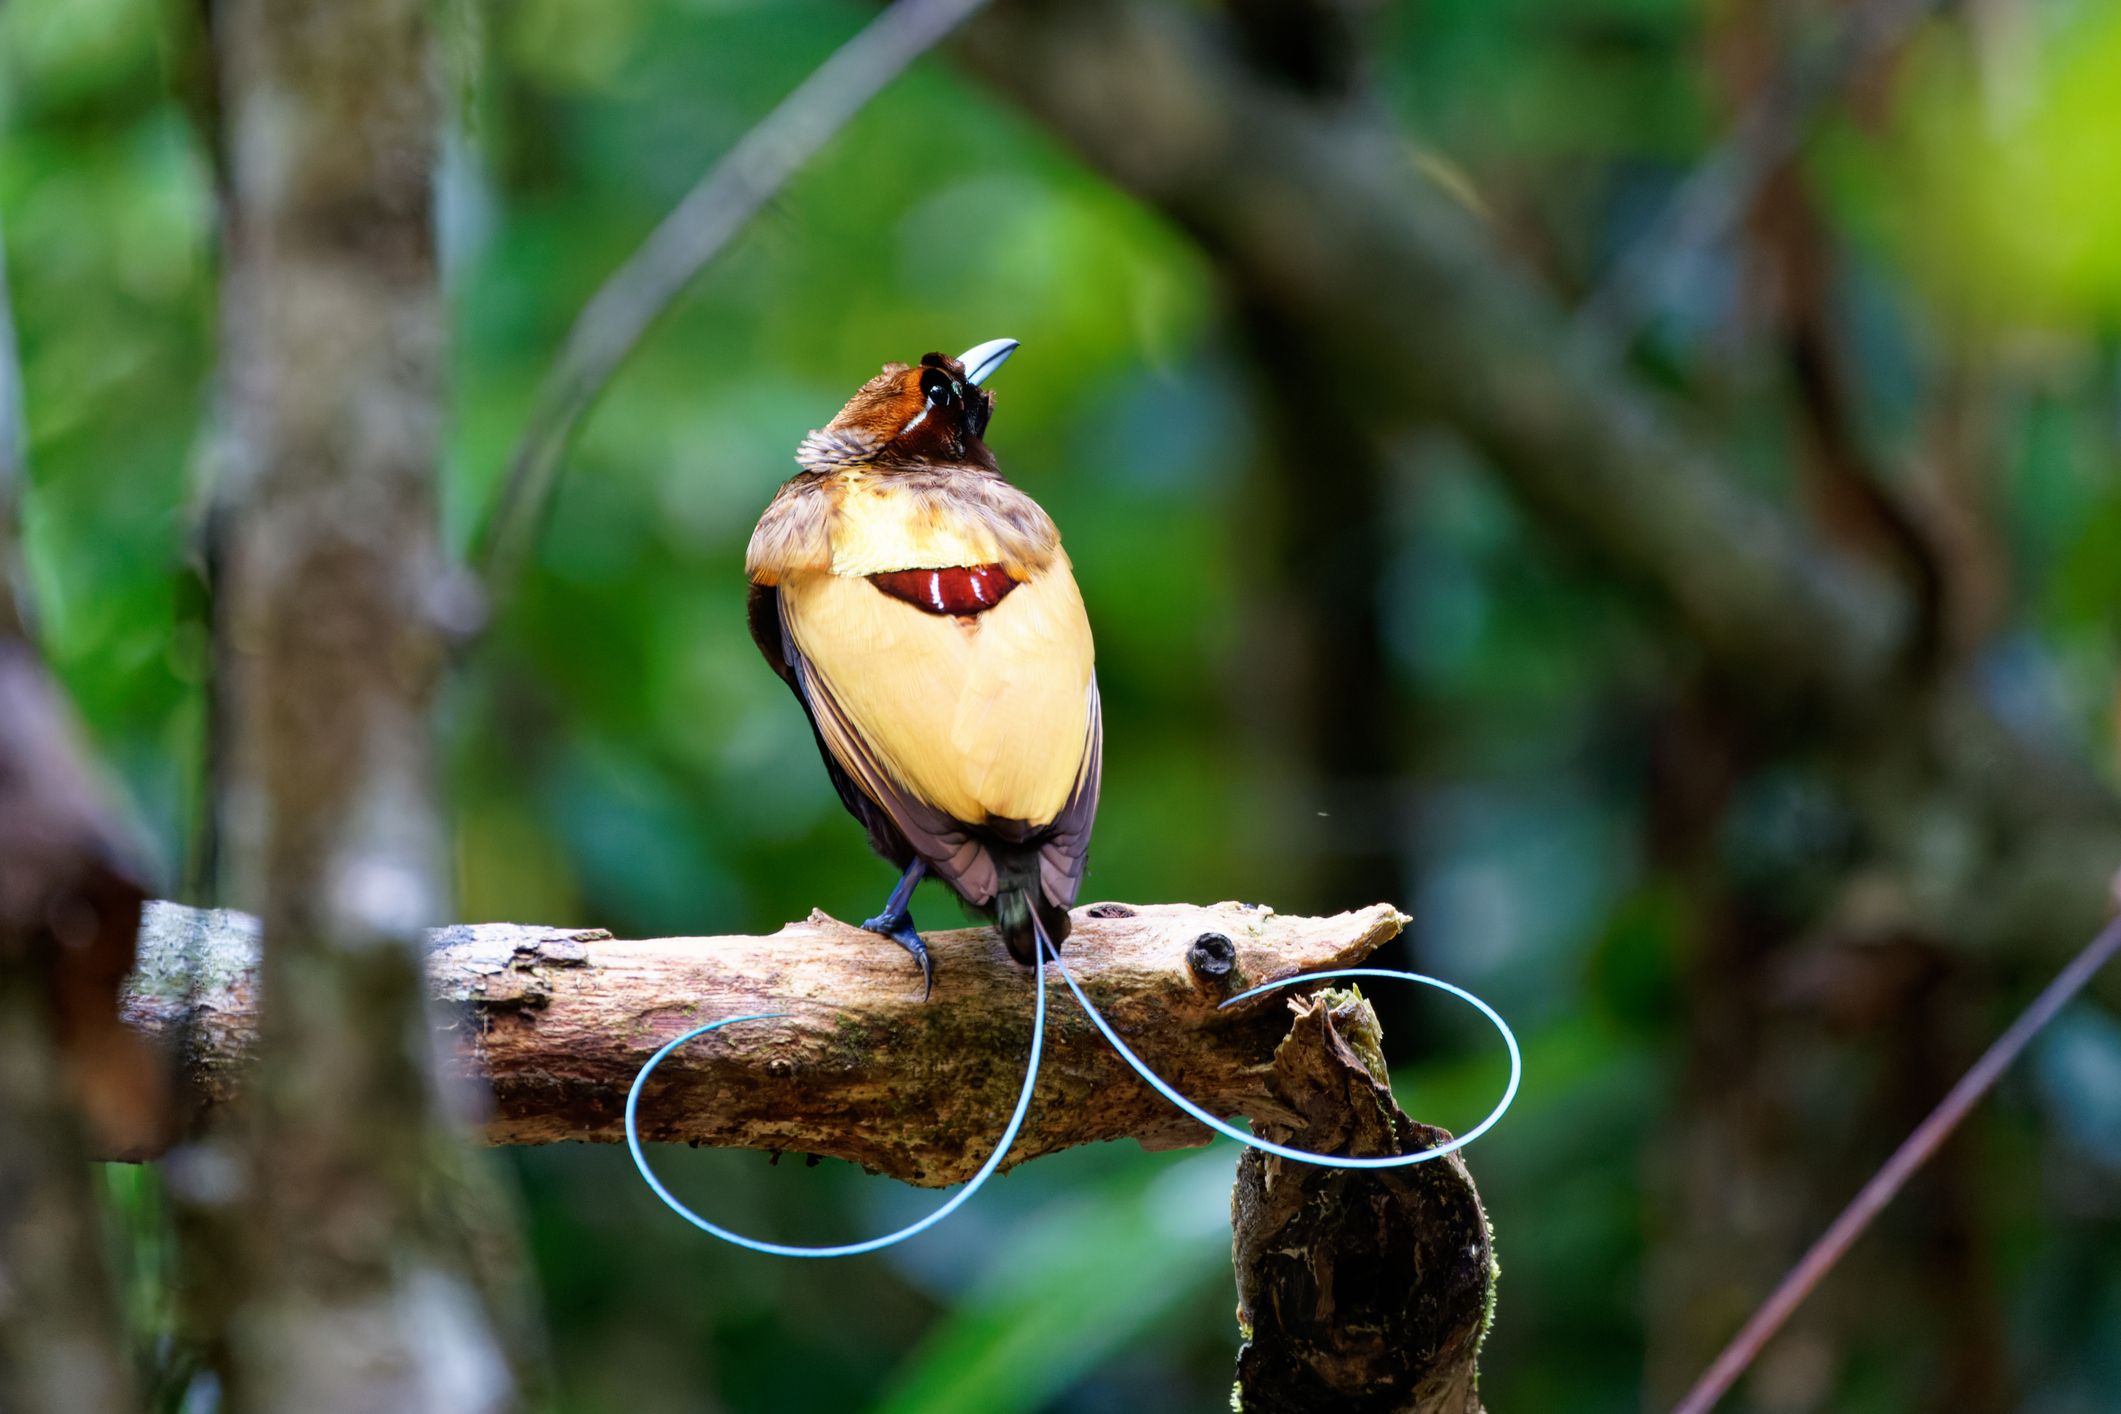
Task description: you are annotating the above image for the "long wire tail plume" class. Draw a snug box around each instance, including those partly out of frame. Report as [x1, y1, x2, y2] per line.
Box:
[624, 944, 1049, 1259]
[624, 912, 1520, 1257]
[1032, 910, 1520, 1170]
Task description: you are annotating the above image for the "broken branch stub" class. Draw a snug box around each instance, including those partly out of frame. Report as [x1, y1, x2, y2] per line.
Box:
[1232, 989, 1495, 1414]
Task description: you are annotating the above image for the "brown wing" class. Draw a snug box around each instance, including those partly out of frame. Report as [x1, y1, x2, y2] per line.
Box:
[750, 582, 923, 874]
[746, 581, 797, 688]
[753, 580, 1009, 899]
[1035, 675, 1101, 911]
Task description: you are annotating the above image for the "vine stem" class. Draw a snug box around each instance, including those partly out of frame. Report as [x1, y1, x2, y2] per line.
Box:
[1673, 906, 2121, 1414]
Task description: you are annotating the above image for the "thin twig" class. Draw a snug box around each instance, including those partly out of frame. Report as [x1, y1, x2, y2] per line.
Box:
[472, 0, 997, 609]
[1672, 907, 2121, 1414]
[1577, 0, 1942, 344]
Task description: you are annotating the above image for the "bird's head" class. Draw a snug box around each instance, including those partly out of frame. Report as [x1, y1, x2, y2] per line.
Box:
[822, 337, 1018, 470]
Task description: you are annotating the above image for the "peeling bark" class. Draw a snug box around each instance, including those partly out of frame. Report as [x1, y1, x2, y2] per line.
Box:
[1232, 989, 1493, 1413]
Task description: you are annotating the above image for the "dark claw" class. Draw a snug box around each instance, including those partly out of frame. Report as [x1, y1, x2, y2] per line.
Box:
[861, 909, 933, 999]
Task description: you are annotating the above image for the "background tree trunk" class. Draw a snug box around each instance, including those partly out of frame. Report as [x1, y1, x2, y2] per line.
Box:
[197, 1, 525, 1407]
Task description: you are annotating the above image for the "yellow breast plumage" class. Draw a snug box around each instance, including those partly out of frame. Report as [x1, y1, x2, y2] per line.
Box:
[777, 557, 1095, 828]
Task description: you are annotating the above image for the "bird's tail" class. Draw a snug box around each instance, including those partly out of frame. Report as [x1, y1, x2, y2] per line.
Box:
[994, 852, 1069, 967]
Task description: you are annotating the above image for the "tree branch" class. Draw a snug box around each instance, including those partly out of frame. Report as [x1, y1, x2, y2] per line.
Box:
[1672, 906, 2121, 1414]
[123, 901, 1407, 1187]
[1576, 0, 1943, 344]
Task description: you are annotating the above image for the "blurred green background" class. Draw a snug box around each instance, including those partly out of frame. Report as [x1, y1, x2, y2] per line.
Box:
[6, 0, 2121, 1408]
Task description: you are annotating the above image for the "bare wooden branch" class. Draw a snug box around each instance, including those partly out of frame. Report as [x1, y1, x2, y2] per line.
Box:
[474, 0, 999, 609]
[125, 900, 1407, 1187]
[1673, 908, 2121, 1414]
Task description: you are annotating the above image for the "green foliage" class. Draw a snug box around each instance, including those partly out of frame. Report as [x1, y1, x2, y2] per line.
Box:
[1877, 5, 2121, 330]
[868, 1152, 1232, 1414]
[6, 0, 2120, 1407]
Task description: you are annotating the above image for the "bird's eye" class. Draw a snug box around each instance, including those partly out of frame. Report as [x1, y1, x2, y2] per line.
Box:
[920, 368, 958, 407]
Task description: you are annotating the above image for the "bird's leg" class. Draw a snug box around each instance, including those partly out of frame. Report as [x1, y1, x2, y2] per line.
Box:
[865, 856, 925, 931]
[862, 858, 932, 998]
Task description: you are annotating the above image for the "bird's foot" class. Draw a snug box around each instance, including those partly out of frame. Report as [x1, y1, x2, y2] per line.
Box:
[861, 908, 933, 1000]
[862, 858, 932, 997]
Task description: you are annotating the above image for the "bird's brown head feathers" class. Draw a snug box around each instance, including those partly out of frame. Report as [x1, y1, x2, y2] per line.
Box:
[824, 351, 1000, 471]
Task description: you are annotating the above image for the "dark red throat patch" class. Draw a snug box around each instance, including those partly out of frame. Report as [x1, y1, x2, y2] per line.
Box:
[869, 565, 1020, 617]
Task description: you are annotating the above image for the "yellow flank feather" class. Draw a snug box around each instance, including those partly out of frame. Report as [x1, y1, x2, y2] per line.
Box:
[827, 472, 1005, 576]
[779, 557, 1096, 828]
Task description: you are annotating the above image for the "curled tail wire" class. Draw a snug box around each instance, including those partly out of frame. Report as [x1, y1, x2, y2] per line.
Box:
[1030, 910, 1520, 1170]
[624, 910, 1519, 1258]
[623, 943, 1048, 1258]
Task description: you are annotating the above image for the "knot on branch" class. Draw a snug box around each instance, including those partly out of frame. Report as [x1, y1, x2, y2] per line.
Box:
[1232, 988, 1494, 1414]
[1187, 930, 1237, 990]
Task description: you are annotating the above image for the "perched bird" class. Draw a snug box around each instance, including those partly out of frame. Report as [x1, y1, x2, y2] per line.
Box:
[746, 340, 1101, 994]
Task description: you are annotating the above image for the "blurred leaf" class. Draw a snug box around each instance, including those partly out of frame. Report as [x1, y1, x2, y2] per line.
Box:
[869, 1151, 1233, 1414]
[1873, 6, 2121, 329]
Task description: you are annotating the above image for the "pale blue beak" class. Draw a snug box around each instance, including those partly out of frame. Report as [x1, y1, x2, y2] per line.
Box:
[957, 338, 1019, 387]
